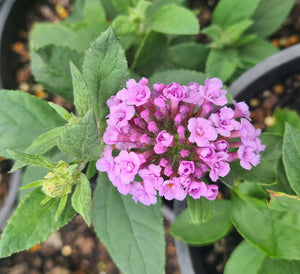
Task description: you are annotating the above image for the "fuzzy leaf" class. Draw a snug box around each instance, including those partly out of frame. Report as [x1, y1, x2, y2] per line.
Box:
[31, 45, 84, 102]
[7, 150, 56, 170]
[70, 62, 91, 117]
[170, 200, 232, 245]
[148, 4, 199, 35]
[0, 188, 76, 258]
[48, 102, 72, 121]
[72, 173, 92, 225]
[0, 90, 64, 158]
[92, 172, 165, 274]
[221, 20, 253, 45]
[111, 0, 137, 13]
[58, 110, 103, 161]
[82, 27, 128, 133]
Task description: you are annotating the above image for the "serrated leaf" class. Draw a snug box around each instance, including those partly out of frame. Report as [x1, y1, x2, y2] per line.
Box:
[170, 200, 232, 245]
[82, 27, 128, 133]
[55, 194, 68, 221]
[282, 123, 300, 196]
[205, 49, 238, 82]
[48, 102, 72, 121]
[72, 173, 92, 225]
[0, 90, 64, 158]
[92, 172, 165, 274]
[212, 0, 261, 30]
[70, 62, 91, 117]
[168, 42, 209, 70]
[148, 4, 199, 35]
[58, 110, 102, 161]
[247, 0, 296, 38]
[0, 188, 76, 258]
[31, 45, 84, 102]
[231, 187, 300, 259]
[7, 150, 56, 170]
[186, 196, 212, 224]
[11, 127, 65, 172]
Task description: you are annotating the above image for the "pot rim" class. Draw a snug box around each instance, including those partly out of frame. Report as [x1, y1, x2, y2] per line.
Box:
[229, 43, 300, 100]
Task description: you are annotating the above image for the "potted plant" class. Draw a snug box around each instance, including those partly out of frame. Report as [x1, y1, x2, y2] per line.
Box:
[0, 0, 299, 273]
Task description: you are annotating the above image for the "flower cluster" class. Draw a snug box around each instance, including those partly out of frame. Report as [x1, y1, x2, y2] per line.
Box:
[96, 77, 265, 205]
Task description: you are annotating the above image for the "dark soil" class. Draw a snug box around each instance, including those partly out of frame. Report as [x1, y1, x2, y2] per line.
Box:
[1, 0, 300, 273]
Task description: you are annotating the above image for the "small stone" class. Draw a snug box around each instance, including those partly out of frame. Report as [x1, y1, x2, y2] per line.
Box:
[279, 37, 289, 47]
[273, 84, 284, 95]
[263, 94, 278, 112]
[46, 266, 70, 274]
[262, 89, 271, 97]
[61, 245, 72, 256]
[44, 231, 63, 249]
[288, 35, 299, 46]
[271, 38, 280, 47]
[75, 236, 95, 255]
[19, 82, 30, 92]
[7, 263, 28, 274]
[264, 116, 275, 127]
[249, 98, 260, 108]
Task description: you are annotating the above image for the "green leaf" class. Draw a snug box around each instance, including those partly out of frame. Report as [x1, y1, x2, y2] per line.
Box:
[267, 108, 300, 136]
[112, 15, 139, 35]
[205, 49, 239, 82]
[111, 0, 137, 13]
[231, 187, 300, 259]
[219, 170, 235, 188]
[58, 110, 102, 161]
[131, 31, 167, 70]
[148, 4, 199, 35]
[282, 123, 300, 196]
[11, 127, 65, 172]
[225, 240, 300, 274]
[168, 42, 209, 70]
[0, 90, 64, 158]
[7, 150, 56, 170]
[221, 20, 253, 46]
[269, 191, 300, 213]
[72, 173, 92, 226]
[186, 196, 212, 224]
[92, 172, 165, 274]
[170, 200, 232, 245]
[31, 45, 84, 102]
[55, 194, 68, 221]
[19, 180, 44, 190]
[257, 257, 300, 274]
[83, 0, 106, 24]
[86, 160, 97, 179]
[19, 166, 48, 202]
[82, 27, 128, 133]
[231, 133, 282, 185]
[239, 38, 278, 66]
[70, 62, 91, 117]
[147, 0, 185, 19]
[201, 25, 223, 48]
[212, 0, 261, 30]
[48, 102, 72, 121]
[247, 0, 296, 38]
[0, 188, 76, 258]
[224, 241, 266, 274]
[149, 69, 207, 86]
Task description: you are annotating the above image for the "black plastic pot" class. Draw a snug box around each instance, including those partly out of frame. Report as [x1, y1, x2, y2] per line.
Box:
[174, 43, 300, 274]
[0, 0, 38, 90]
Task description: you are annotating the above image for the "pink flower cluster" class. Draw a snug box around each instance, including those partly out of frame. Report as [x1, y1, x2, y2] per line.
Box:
[96, 77, 265, 205]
